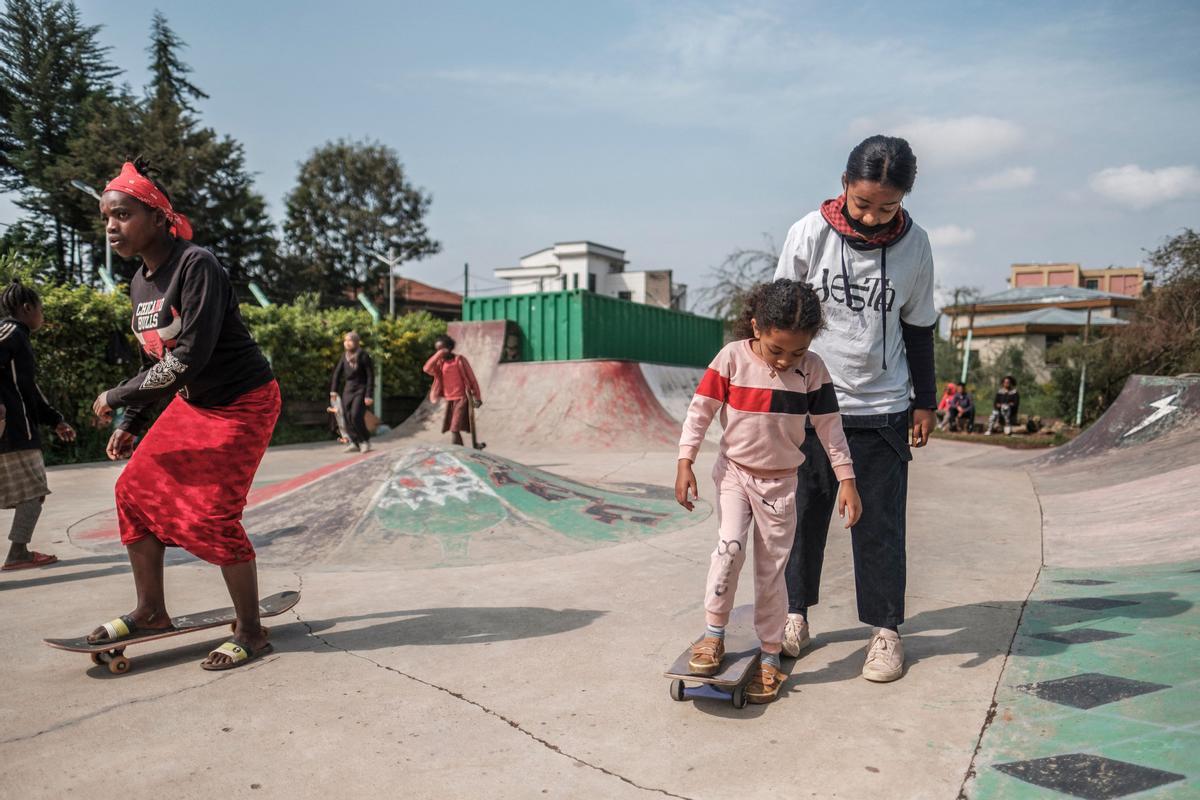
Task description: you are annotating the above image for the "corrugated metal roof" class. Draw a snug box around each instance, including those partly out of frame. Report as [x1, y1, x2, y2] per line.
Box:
[973, 286, 1132, 306]
[973, 307, 1129, 328]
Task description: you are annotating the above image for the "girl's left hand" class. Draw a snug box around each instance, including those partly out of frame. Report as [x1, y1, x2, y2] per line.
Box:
[364, 398, 374, 407]
[55, 422, 76, 442]
[92, 391, 113, 421]
[837, 479, 862, 529]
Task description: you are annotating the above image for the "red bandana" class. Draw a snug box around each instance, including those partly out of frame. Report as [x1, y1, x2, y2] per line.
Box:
[104, 162, 193, 240]
[820, 194, 907, 248]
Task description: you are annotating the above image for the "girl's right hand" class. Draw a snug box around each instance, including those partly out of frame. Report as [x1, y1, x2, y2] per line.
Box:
[675, 460, 698, 511]
[106, 429, 136, 461]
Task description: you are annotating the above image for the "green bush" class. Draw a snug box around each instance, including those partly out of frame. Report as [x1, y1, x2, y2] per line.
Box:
[240, 295, 446, 403]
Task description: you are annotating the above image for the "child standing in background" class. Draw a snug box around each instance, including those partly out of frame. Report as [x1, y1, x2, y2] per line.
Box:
[1, 279, 77, 570]
[675, 279, 862, 704]
[423, 334, 482, 447]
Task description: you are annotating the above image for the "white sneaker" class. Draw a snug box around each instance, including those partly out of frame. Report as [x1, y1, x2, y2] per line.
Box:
[343, 443, 359, 453]
[1004, 425, 1012, 435]
[862, 628, 904, 682]
[359, 441, 372, 453]
[781, 615, 811, 658]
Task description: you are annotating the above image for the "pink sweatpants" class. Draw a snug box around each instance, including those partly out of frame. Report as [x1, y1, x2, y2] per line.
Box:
[704, 456, 798, 654]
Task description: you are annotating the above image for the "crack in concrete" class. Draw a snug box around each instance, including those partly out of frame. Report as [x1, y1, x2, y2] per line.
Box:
[638, 539, 705, 566]
[956, 469, 1045, 799]
[597, 453, 649, 484]
[1, 656, 276, 746]
[290, 574, 693, 800]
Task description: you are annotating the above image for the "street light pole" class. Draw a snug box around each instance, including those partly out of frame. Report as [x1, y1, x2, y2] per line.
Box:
[69, 179, 115, 292]
[368, 247, 402, 318]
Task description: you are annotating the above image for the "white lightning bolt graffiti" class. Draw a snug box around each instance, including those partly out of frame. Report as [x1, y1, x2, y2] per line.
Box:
[1123, 393, 1180, 437]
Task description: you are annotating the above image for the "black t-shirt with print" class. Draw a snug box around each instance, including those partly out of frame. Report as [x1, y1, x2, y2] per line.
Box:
[107, 240, 273, 435]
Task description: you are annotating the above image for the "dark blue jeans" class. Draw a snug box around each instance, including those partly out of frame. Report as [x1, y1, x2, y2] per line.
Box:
[784, 411, 911, 628]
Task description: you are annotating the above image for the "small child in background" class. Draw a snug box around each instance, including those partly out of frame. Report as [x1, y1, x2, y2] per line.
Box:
[0, 279, 76, 570]
[423, 334, 482, 447]
[675, 279, 862, 704]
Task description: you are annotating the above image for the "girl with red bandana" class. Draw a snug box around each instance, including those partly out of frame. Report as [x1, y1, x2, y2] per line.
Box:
[87, 159, 281, 670]
[773, 136, 937, 683]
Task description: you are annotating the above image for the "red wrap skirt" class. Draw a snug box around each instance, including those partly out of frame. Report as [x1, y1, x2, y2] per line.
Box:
[115, 380, 281, 565]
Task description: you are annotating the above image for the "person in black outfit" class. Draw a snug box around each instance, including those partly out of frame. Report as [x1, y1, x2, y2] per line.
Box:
[948, 385, 975, 432]
[987, 375, 1020, 435]
[1, 279, 77, 570]
[330, 331, 374, 453]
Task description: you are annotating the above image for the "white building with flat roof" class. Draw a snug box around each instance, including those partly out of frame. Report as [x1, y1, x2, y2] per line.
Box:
[494, 241, 687, 310]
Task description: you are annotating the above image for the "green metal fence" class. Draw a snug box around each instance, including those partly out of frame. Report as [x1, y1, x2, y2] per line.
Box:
[463, 290, 721, 368]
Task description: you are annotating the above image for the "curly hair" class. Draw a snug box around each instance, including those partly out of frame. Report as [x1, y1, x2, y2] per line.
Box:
[732, 279, 824, 340]
[1, 278, 40, 318]
[129, 155, 175, 206]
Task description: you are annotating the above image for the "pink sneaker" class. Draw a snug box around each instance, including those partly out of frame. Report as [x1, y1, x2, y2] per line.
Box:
[862, 628, 904, 682]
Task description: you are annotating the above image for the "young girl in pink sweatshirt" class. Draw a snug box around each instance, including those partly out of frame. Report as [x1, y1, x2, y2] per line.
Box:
[675, 279, 862, 703]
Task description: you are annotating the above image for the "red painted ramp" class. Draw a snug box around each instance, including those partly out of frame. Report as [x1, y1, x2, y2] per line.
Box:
[476, 360, 681, 451]
[400, 321, 686, 451]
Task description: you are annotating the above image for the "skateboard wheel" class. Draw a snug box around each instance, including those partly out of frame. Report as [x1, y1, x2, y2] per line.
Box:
[731, 686, 747, 709]
[108, 655, 131, 674]
[669, 679, 686, 702]
[90, 652, 105, 666]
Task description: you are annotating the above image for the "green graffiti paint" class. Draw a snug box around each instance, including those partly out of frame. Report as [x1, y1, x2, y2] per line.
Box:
[365, 446, 707, 564]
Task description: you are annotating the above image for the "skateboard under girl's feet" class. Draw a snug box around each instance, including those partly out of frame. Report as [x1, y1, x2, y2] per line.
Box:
[664, 632, 760, 709]
[43, 590, 299, 674]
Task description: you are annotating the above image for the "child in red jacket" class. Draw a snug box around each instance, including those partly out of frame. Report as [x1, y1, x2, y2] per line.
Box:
[423, 334, 482, 447]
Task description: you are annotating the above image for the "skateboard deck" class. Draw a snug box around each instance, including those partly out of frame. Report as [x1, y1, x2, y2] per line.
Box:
[468, 401, 486, 450]
[664, 633, 760, 708]
[330, 393, 351, 443]
[44, 590, 300, 674]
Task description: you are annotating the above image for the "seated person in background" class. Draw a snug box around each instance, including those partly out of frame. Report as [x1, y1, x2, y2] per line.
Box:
[987, 375, 1021, 436]
[949, 385, 975, 433]
[936, 382, 958, 431]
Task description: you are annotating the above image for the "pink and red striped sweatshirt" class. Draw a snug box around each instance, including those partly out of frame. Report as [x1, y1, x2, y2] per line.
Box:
[679, 340, 855, 481]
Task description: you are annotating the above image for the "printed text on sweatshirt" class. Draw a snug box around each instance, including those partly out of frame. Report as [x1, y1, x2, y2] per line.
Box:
[678, 340, 855, 481]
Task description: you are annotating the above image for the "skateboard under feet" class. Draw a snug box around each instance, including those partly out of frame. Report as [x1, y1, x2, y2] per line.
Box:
[44, 590, 300, 674]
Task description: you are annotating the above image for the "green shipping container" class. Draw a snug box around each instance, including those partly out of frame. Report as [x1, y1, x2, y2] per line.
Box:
[462, 289, 722, 368]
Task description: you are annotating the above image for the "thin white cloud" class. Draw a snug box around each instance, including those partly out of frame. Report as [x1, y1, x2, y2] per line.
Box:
[975, 167, 1036, 190]
[858, 116, 1026, 168]
[1089, 164, 1200, 209]
[927, 225, 977, 248]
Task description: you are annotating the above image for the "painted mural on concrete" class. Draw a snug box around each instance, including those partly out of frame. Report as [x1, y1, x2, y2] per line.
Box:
[356, 445, 702, 566]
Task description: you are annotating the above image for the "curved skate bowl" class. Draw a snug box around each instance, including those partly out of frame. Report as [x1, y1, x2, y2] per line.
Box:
[69, 444, 707, 570]
[398, 321, 713, 451]
[1028, 374, 1200, 567]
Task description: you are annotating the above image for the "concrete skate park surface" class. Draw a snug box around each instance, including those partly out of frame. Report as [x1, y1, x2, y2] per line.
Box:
[2, 323, 1196, 798]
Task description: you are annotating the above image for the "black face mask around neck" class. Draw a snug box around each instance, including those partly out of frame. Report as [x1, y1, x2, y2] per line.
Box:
[841, 202, 892, 238]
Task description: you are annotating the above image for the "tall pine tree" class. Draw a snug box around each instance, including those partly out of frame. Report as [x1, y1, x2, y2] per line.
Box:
[0, 0, 119, 280]
[110, 12, 278, 288]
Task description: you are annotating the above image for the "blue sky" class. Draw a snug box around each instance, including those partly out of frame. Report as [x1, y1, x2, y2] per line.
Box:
[12, 0, 1200, 305]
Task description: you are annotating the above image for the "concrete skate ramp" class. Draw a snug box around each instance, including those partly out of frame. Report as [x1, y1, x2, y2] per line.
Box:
[639, 363, 719, 443]
[1029, 374, 1200, 568]
[247, 444, 703, 569]
[69, 445, 706, 570]
[399, 321, 699, 451]
[475, 360, 681, 451]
